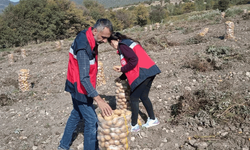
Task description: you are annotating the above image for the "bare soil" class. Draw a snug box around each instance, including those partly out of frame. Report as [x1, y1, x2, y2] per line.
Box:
[0, 10, 250, 150]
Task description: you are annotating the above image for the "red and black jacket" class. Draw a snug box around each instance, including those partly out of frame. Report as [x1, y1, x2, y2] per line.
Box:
[65, 27, 98, 102]
[118, 39, 161, 91]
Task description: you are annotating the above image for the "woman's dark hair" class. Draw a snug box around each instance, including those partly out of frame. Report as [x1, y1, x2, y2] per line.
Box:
[108, 32, 140, 45]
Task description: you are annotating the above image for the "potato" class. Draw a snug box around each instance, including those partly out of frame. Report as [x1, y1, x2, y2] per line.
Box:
[119, 89, 125, 93]
[97, 127, 102, 132]
[114, 128, 121, 134]
[104, 142, 109, 148]
[106, 120, 113, 126]
[104, 135, 111, 141]
[100, 142, 105, 148]
[116, 105, 121, 109]
[100, 136, 105, 142]
[97, 113, 104, 122]
[97, 135, 101, 141]
[120, 125, 127, 132]
[109, 139, 114, 145]
[114, 109, 122, 116]
[110, 133, 119, 140]
[114, 140, 120, 146]
[110, 127, 116, 133]
[102, 129, 110, 135]
[119, 132, 127, 139]
[117, 98, 123, 103]
[126, 115, 131, 122]
[124, 143, 129, 149]
[104, 115, 113, 121]
[120, 109, 126, 115]
[115, 82, 122, 86]
[113, 114, 119, 118]
[125, 110, 132, 116]
[122, 104, 127, 108]
[98, 131, 103, 136]
[115, 89, 120, 94]
[115, 120, 124, 127]
[118, 93, 125, 99]
[120, 138, 127, 144]
[101, 123, 110, 129]
[111, 119, 117, 125]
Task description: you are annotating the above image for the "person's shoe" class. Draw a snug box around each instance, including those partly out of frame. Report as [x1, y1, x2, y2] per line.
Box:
[131, 124, 140, 132]
[142, 118, 160, 128]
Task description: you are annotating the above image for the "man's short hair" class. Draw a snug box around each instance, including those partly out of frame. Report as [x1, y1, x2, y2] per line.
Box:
[93, 19, 113, 33]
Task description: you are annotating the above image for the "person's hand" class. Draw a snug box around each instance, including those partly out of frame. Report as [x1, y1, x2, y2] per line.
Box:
[113, 66, 121, 72]
[94, 95, 113, 116]
[114, 77, 121, 83]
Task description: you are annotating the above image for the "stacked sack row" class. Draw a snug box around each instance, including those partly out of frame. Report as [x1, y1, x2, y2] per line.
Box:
[115, 81, 130, 110]
[97, 109, 131, 150]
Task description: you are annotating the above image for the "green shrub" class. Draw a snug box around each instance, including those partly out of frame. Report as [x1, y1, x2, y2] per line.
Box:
[0, 0, 94, 48]
[195, 0, 206, 11]
[206, 46, 232, 57]
[214, 0, 230, 12]
[225, 7, 244, 18]
[187, 10, 220, 21]
[134, 4, 150, 26]
[149, 5, 168, 23]
[181, 2, 195, 13]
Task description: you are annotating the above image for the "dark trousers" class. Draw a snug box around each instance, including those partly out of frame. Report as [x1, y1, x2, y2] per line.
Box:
[130, 76, 156, 126]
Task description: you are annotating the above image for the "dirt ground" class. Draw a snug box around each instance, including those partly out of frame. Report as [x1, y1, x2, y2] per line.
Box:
[0, 8, 250, 150]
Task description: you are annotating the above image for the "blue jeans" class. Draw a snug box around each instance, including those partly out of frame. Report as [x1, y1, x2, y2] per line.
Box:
[59, 93, 98, 150]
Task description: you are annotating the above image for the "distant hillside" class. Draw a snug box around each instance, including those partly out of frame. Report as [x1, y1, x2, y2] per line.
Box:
[0, 0, 19, 13]
[71, 0, 159, 8]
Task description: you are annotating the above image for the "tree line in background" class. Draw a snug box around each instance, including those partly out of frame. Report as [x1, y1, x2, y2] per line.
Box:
[0, 0, 249, 48]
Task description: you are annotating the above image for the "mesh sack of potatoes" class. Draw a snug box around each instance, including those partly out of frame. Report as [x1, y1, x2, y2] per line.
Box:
[198, 28, 209, 37]
[97, 61, 106, 87]
[115, 81, 131, 110]
[18, 69, 30, 92]
[97, 109, 131, 150]
[225, 21, 235, 39]
[115, 80, 142, 125]
[8, 53, 14, 65]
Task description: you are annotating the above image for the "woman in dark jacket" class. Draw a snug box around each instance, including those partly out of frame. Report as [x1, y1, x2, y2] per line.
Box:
[108, 32, 161, 132]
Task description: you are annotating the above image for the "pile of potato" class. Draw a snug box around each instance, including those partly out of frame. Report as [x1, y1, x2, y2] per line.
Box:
[97, 109, 131, 150]
[115, 81, 130, 110]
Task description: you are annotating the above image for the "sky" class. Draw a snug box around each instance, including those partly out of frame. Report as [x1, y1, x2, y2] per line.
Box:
[9, 0, 20, 2]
